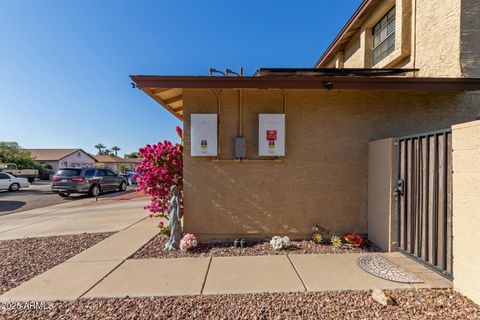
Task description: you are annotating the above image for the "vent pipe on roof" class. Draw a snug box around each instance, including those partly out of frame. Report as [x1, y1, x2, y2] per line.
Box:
[209, 67, 244, 76]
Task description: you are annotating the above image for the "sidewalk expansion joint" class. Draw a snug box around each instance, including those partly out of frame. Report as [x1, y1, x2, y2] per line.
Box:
[77, 259, 126, 300]
[287, 255, 307, 292]
[122, 216, 148, 231]
[200, 256, 213, 295]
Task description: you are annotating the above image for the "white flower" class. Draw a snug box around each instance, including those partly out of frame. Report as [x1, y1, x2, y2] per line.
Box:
[270, 236, 291, 251]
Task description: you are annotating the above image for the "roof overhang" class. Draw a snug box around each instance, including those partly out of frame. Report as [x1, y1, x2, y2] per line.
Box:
[314, 0, 380, 68]
[131, 75, 480, 121]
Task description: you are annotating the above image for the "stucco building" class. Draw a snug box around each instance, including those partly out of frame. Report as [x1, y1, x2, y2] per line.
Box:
[28, 149, 97, 172]
[94, 155, 142, 173]
[132, 0, 480, 304]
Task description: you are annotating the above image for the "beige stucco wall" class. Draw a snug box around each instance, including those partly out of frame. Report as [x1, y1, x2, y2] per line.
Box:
[414, 0, 461, 77]
[460, 0, 480, 78]
[183, 89, 480, 241]
[343, 33, 363, 68]
[322, 0, 478, 78]
[452, 119, 480, 306]
[367, 138, 396, 251]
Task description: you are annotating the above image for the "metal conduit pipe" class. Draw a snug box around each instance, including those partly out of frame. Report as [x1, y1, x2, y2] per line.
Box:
[269, 89, 287, 155]
[213, 88, 221, 156]
[239, 89, 243, 137]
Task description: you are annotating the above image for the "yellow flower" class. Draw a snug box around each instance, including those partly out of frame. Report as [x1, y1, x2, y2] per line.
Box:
[331, 235, 342, 248]
[312, 233, 322, 244]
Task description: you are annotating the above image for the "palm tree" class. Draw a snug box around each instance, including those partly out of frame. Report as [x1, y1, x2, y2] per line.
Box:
[111, 146, 121, 157]
[94, 143, 106, 155]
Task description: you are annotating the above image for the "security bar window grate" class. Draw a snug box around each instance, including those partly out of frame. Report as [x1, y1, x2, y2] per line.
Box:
[372, 7, 396, 66]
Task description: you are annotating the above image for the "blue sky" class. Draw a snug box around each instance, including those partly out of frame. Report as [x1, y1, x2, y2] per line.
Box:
[0, 0, 362, 156]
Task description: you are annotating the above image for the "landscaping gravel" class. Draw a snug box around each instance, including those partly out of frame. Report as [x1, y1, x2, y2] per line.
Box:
[132, 234, 380, 259]
[2, 289, 479, 319]
[0, 232, 114, 295]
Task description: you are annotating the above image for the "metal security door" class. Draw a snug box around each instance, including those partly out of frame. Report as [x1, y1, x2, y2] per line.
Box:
[395, 129, 453, 278]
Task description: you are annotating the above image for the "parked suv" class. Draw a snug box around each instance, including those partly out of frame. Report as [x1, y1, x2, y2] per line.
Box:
[51, 167, 127, 198]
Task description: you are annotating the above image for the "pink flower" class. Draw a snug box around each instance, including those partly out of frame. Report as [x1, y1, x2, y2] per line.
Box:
[176, 126, 183, 139]
[136, 137, 183, 217]
[180, 234, 197, 251]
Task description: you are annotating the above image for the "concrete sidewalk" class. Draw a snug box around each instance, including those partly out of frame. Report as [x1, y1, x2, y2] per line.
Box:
[0, 216, 160, 301]
[0, 227, 452, 302]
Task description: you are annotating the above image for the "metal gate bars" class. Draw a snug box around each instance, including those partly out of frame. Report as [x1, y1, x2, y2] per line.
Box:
[395, 129, 452, 278]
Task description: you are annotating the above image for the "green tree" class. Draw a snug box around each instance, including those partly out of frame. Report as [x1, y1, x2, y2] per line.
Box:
[117, 164, 129, 173]
[124, 152, 140, 158]
[111, 146, 121, 157]
[103, 149, 114, 156]
[0, 141, 36, 168]
[94, 143, 106, 155]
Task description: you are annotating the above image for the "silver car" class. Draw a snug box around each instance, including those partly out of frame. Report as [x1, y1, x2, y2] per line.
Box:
[51, 167, 127, 198]
[0, 172, 30, 191]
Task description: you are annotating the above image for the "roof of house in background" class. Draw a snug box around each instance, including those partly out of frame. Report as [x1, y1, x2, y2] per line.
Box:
[94, 155, 142, 164]
[28, 149, 96, 162]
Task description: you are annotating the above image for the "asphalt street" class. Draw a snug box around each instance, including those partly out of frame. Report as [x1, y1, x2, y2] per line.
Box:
[0, 181, 136, 216]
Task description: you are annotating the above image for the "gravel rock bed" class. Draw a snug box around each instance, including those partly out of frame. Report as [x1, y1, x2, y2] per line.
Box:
[132, 234, 380, 259]
[2, 289, 479, 319]
[0, 232, 114, 295]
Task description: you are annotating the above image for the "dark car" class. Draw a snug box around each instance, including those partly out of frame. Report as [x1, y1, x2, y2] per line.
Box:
[51, 167, 127, 198]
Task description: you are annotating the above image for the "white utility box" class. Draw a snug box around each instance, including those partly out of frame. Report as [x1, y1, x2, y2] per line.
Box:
[191, 114, 218, 156]
[259, 114, 285, 156]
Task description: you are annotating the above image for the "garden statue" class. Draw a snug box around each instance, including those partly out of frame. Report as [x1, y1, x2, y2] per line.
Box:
[165, 185, 182, 250]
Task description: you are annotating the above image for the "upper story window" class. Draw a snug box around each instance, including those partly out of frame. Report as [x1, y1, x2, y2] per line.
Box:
[372, 7, 395, 66]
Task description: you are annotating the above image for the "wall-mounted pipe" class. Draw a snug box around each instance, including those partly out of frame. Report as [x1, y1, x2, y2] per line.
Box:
[213, 88, 221, 156]
[210, 88, 287, 162]
[239, 89, 243, 137]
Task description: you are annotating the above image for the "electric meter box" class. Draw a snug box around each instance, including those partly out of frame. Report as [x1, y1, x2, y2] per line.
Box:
[259, 114, 285, 156]
[191, 114, 218, 156]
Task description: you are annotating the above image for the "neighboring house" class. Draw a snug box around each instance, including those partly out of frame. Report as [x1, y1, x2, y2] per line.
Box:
[131, 0, 480, 301]
[28, 149, 97, 172]
[94, 155, 142, 173]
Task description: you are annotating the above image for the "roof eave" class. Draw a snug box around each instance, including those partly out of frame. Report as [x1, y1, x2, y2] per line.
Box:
[131, 75, 480, 91]
[314, 0, 377, 68]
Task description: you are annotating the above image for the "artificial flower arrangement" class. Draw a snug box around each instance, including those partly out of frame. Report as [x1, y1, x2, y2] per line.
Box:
[344, 232, 365, 247]
[312, 232, 323, 244]
[330, 235, 342, 248]
[311, 225, 323, 244]
[180, 233, 198, 251]
[270, 236, 291, 251]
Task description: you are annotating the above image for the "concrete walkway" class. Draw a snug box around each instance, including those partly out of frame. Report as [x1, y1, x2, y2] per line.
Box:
[0, 221, 452, 302]
[0, 216, 160, 301]
[0, 198, 150, 240]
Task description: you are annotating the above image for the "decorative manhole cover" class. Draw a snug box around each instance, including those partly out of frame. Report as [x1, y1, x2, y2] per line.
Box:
[357, 255, 424, 283]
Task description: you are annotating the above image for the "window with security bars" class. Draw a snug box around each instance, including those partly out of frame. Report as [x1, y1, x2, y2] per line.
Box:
[372, 7, 395, 65]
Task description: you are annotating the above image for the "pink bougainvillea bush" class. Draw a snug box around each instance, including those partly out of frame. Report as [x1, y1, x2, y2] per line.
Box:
[180, 233, 198, 251]
[134, 127, 183, 216]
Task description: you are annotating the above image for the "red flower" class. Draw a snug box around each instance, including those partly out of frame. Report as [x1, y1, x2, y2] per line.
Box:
[176, 126, 183, 139]
[344, 232, 365, 247]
